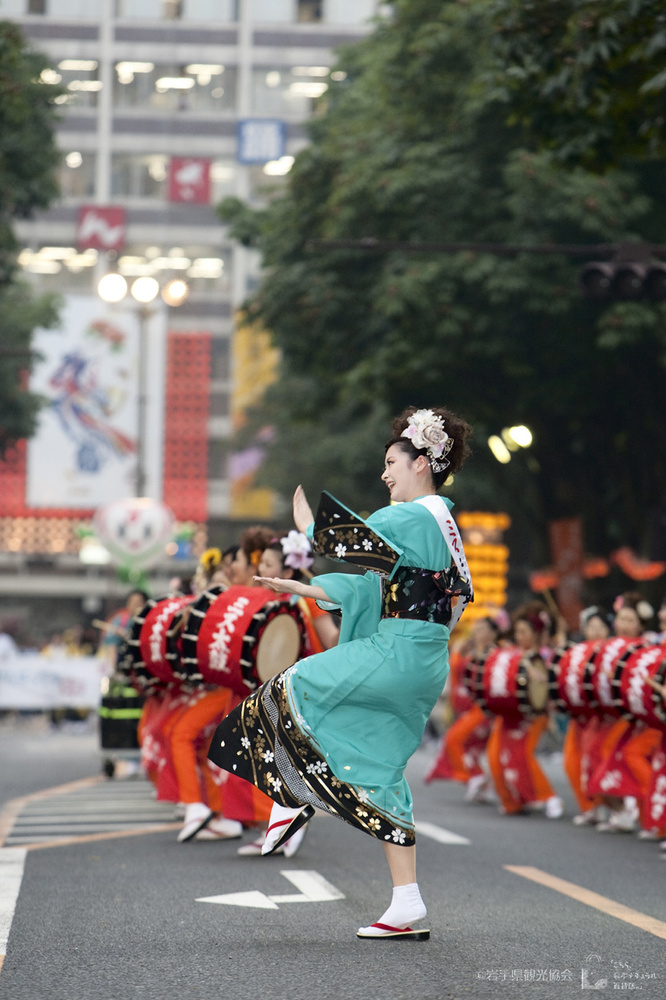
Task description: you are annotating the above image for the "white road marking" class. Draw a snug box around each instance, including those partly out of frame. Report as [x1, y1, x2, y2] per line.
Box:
[3, 780, 176, 847]
[198, 890, 279, 910]
[0, 848, 27, 971]
[197, 869, 345, 909]
[415, 821, 470, 844]
[269, 870, 345, 903]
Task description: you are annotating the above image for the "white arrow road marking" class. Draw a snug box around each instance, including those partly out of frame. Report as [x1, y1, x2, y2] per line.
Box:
[0, 848, 27, 972]
[198, 890, 279, 910]
[197, 870, 345, 909]
[415, 821, 470, 845]
[269, 870, 345, 903]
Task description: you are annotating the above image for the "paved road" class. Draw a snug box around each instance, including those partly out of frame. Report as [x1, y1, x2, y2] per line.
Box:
[0, 717, 664, 1000]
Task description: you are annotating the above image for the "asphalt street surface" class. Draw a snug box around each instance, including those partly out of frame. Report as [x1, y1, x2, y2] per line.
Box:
[0, 716, 664, 1000]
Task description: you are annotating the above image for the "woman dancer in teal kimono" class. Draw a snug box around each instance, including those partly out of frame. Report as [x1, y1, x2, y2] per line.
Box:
[208, 406, 472, 939]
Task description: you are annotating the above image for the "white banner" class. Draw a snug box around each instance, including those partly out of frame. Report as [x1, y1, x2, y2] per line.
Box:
[26, 294, 166, 508]
[0, 655, 106, 709]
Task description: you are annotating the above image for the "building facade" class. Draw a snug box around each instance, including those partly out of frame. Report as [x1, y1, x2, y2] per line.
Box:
[0, 0, 376, 636]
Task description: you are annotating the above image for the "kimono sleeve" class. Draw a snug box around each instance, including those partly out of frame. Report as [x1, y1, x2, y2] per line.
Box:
[310, 571, 381, 644]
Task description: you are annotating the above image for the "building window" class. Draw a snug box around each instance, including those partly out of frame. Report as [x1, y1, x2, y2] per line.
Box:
[209, 392, 230, 419]
[208, 440, 230, 479]
[117, 243, 232, 294]
[252, 66, 329, 118]
[296, 0, 322, 22]
[111, 154, 168, 199]
[28, 0, 47, 13]
[18, 244, 100, 294]
[44, 59, 101, 109]
[114, 62, 237, 113]
[20, 242, 233, 296]
[116, 0, 238, 19]
[211, 338, 230, 380]
[59, 152, 96, 199]
[162, 0, 183, 18]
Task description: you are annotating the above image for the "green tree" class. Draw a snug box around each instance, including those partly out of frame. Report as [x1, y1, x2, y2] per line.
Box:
[220, 0, 666, 561]
[485, 0, 666, 169]
[0, 283, 60, 455]
[0, 20, 63, 455]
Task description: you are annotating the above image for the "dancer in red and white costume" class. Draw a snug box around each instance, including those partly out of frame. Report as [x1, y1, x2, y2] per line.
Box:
[425, 616, 498, 802]
[485, 603, 563, 818]
[587, 593, 653, 835]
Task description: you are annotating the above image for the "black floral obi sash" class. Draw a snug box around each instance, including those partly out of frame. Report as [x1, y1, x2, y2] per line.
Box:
[381, 565, 472, 627]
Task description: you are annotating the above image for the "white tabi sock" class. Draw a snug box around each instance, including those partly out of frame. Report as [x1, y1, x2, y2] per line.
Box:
[375, 883, 427, 929]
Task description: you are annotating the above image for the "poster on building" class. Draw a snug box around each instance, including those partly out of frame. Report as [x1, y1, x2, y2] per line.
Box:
[76, 206, 127, 251]
[168, 157, 211, 203]
[237, 119, 286, 164]
[229, 311, 279, 519]
[26, 294, 167, 509]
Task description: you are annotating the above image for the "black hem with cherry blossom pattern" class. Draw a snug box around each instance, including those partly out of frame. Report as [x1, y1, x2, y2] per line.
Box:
[208, 671, 415, 847]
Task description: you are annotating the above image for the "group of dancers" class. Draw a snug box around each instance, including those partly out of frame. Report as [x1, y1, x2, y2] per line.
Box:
[426, 592, 666, 858]
[119, 526, 339, 855]
[113, 402, 666, 942]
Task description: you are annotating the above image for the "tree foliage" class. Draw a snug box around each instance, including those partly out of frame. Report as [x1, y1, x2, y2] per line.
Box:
[0, 20, 62, 453]
[0, 284, 60, 457]
[220, 0, 666, 559]
[485, 0, 666, 168]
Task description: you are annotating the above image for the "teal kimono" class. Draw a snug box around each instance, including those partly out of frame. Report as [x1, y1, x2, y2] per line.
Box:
[209, 497, 456, 844]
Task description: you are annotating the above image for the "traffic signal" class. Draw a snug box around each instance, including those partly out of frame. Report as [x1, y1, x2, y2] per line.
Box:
[580, 261, 666, 300]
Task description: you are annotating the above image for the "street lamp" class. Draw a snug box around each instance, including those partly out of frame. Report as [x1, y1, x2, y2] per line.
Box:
[97, 273, 189, 497]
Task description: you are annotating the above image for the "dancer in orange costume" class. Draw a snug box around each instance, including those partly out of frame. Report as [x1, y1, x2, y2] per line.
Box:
[232, 531, 340, 856]
[171, 528, 277, 843]
[486, 602, 563, 818]
[425, 616, 497, 800]
[563, 607, 610, 824]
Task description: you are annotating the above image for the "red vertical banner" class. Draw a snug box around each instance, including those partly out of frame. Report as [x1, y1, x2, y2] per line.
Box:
[0, 441, 28, 516]
[548, 517, 585, 629]
[162, 332, 211, 522]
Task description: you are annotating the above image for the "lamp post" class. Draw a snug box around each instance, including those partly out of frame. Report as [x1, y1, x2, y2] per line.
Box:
[97, 273, 188, 497]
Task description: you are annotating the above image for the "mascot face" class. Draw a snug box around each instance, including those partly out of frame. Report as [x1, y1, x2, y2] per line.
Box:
[94, 498, 175, 567]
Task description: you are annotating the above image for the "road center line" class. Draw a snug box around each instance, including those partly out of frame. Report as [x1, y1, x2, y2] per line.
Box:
[505, 865, 666, 941]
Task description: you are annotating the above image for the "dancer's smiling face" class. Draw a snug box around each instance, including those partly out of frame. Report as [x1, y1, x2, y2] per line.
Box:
[381, 443, 431, 503]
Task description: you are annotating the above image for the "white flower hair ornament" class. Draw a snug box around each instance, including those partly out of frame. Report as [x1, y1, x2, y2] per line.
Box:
[401, 409, 453, 473]
[281, 530, 314, 570]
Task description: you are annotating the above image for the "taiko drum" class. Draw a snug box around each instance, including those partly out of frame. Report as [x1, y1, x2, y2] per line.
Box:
[180, 586, 307, 699]
[612, 643, 666, 730]
[125, 594, 195, 691]
[475, 646, 550, 719]
[550, 640, 603, 717]
[585, 637, 645, 717]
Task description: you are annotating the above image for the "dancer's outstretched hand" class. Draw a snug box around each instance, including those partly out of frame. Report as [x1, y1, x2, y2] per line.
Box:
[293, 485, 314, 534]
[254, 576, 331, 604]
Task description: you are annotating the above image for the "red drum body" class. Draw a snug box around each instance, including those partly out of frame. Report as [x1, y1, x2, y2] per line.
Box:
[125, 595, 195, 691]
[551, 641, 603, 717]
[613, 644, 666, 730]
[181, 586, 307, 698]
[450, 654, 483, 715]
[476, 647, 550, 719]
[586, 638, 643, 717]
